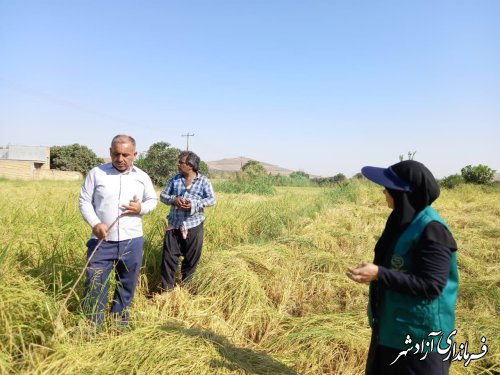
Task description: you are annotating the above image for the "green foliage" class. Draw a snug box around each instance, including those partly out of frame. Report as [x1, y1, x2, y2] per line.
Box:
[271, 172, 311, 187]
[461, 164, 496, 185]
[399, 150, 417, 161]
[439, 174, 464, 189]
[288, 172, 311, 186]
[215, 170, 313, 192]
[325, 181, 359, 204]
[311, 173, 347, 187]
[241, 160, 267, 177]
[50, 144, 103, 175]
[289, 171, 309, 179]
[332, 173, 346, 183]
[213, 174, 275, 195]
[199, 160, 209, 176]
[134, 142, 181, 186]
[279, 176, 311, 187]
[352, 172, 364, 180]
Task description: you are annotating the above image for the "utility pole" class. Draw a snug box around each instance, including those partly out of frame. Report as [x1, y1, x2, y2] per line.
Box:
[181, 133, 195, 150]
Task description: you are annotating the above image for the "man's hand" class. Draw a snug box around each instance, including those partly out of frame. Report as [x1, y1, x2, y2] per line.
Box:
[173, 196, 191, 212]
[346, 263, 379, 284]
[121, 195, 141, 215]
[92, 223, 109, 240]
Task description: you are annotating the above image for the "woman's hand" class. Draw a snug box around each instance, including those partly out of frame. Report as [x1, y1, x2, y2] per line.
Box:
[346, 263, 379, 283]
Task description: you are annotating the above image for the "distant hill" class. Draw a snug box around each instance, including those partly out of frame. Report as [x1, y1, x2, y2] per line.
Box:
[206, 157, 295, 177]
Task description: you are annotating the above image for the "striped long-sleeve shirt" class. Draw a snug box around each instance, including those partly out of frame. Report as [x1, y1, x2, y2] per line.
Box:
[160, 173, 216, 229]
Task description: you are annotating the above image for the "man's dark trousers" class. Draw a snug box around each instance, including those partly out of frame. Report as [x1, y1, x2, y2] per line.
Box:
[161, 223, 204, 290]
[82, 237, 143, 325]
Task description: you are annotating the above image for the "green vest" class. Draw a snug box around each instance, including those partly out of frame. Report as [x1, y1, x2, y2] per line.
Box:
[369, 206, 458, 350]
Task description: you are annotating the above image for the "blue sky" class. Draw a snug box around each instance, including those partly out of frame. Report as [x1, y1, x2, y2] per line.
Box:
[1, 0, 499, 178]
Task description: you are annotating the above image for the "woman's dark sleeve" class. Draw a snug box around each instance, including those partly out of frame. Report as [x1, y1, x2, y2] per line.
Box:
[377, 221, 457, 299]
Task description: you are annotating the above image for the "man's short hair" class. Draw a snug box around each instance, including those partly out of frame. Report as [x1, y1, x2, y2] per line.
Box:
[111, 135, 136, 149]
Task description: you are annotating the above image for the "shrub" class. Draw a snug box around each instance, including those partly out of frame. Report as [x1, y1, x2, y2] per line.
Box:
[439, 174, 464, 189]
[50, 144, 103, 175]
[213, 175, 275, 195]
[270, 173, 311, 187]
[332, 173, 346, 183]
[241, 160, 267, 177]
[312, 173, 347, 187]
[461, 164, 496, 185]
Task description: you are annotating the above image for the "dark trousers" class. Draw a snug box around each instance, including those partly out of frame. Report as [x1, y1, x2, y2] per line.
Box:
[161, 223, 204, 290]
[366, 341, 451, 375]
[82, 237, 143, 326]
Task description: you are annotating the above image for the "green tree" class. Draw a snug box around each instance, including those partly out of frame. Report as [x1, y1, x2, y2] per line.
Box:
[134, 142, 181, 186]
[241, 160, 267, 177]
[332, 173, 346, 183]
[439, 174, 464, 189]
[289, 171, 309, 179]
[199, 160, 209, 176]
[461, 164, 496, 185]
[50, 144, 103, 175]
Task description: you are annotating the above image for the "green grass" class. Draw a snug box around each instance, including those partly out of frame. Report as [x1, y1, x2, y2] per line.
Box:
[0, 178, 498, 374]
[212, 176, 276, 195]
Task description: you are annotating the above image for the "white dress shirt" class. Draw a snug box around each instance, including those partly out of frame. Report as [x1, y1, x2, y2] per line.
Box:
[79, 163, 158, 241]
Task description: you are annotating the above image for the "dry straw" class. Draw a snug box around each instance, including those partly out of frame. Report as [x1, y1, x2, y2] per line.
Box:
[54, 213, 123, 338]
[1, 179, 499, 374]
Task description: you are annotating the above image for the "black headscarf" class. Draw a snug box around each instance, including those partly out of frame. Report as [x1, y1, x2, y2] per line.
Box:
[373, 160, 441, 267]
[367, 161, 456, 343]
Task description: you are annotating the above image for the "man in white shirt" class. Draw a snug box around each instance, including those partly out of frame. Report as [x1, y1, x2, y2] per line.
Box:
[79, 134, 157, 327]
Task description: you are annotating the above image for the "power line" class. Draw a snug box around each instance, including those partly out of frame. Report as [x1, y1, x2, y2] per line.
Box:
[0, 77, 140, 127]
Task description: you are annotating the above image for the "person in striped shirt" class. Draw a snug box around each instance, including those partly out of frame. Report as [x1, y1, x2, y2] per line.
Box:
[159, 151, 216, 290]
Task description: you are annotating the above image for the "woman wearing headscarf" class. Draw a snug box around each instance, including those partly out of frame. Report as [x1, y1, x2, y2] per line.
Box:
[347, 160, 458, 375]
